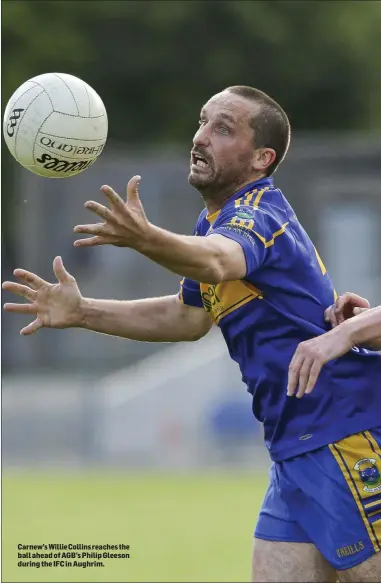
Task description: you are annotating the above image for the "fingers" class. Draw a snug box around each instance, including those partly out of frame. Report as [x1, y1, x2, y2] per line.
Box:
[79, 177, 142, 235]
[84, 200, 115, 222]
[335, 292, 370, 324]
[353, 307, 369, 316]
[12, 269, 46, 290]
[101, 185, 126, 210]
[2, 281, 37, 302]
[324, 304, 338, 328]
[125, 175, 141, 204]
[325, 292, 370, 328]
[341, 292, 370, 309]
[73, 222, 107, 236]
[288, 344, 323, 398]
[294, 356, 313, 398]
[288, 354, 317, 399]
[334, 296, 349, 325]
[75, 188, 131, 241]
[20, 318, 42, 336]
[287, 352, 303, 396]
[304, 360, 323, 395]
[53, 256, 75, 284]
[4, 303, 37, 314]
[73, 235, 118, 247]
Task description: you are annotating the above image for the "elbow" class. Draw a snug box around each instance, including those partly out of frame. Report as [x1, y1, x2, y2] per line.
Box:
[204, 264, 234, 285]
[201, 241, 245, 284]
[202, 270, 223, 285]
[201, 258, 226, 285]
[187, 326, 211, 342]
[187, 332, 205, 342]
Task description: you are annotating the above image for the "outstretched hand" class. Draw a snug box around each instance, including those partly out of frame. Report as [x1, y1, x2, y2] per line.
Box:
[2, 257, 84, 335]
[73, 175, 150, 249]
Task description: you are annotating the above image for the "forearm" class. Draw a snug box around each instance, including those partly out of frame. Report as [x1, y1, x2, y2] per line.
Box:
[345, 306, 381, 350]
[80, 295, 200, 342]
[138, 225, 222, 283]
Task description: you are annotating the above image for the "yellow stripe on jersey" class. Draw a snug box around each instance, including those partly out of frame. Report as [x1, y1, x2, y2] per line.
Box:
[235, 189, 256, 208]
[364, 499, 381, 510]
[235, 189, 257, 206]
[179, 278, 184, 302]
[329, 431, 381, 552]
[213, 293, 256, 324]
[230, 217, 255, 230]
[253, 222, 289, 248]
[200, 280, 263, 325]
[235, 187, 270, 209]
[253, 187, 268, 207]
[206, 209, 221, 224]
[243, 190, 256, 205]
[233, 187, 288, 248]
[314, 247, 327, 275]
[364, 431, 381, 462]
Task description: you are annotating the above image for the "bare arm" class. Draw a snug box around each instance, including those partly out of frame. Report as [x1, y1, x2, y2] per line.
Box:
[324, 292, 381, 350]
[81, 295, 213, 342]
[2, 257, 212, 341]
[73, 178, 247, 284]
[288, 304, 381, 398]
[345, 305, 381, 350]
[137, 229, 246, 284]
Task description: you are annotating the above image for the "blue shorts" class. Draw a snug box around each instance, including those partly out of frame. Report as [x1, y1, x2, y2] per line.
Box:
[255, 428, 381, 570]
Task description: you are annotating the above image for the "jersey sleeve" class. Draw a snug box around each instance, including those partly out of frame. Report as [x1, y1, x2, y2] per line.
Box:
[178, 277, 203, 307]
[177, 212, 205, 308]
[209, 205, 269, 276]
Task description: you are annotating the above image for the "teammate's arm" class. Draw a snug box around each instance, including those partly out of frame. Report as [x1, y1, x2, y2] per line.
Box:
[288, 305, 381, 398]
[2, 256, 213, 341]
[345, 305, 381, 347]
[73, 176, 247, 284]
[324, 291, 370, 328]
[324, 291, 381, 350]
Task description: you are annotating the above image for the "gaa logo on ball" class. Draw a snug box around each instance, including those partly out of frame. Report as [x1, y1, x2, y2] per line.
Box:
[3, 72, 108, 178]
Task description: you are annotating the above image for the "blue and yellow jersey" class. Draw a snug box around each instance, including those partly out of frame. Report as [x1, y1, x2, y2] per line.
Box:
[179, 177, 381, 461]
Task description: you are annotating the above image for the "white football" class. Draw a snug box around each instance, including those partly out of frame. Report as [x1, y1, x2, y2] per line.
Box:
[3, 73, 108, 178]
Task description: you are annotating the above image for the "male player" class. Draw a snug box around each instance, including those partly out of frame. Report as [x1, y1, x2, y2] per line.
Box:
[3, 86, 381, 582]
[288, 294, 381, 397]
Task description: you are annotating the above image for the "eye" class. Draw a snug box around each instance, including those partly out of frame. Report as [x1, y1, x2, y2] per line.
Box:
[217, 125, 230, 135]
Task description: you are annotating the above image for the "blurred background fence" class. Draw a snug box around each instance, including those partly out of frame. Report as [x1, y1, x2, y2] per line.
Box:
[2, 0, 381, 472]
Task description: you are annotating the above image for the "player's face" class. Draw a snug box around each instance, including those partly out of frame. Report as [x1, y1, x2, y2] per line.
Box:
[189, 92, 258, 192]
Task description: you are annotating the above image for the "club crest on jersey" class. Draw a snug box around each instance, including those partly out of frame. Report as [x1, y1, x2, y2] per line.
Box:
[354, 458, 381, 493]
[235, 206, 256, 220]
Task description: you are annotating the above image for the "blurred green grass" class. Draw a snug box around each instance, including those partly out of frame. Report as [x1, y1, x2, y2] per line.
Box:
[2, 471, 267, 582]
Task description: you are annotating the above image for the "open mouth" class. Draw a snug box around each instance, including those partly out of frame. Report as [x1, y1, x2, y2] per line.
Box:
[191, 152, 209, 169]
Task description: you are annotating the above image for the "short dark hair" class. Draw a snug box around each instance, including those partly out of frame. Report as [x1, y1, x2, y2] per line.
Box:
[225, 85, 291, 176]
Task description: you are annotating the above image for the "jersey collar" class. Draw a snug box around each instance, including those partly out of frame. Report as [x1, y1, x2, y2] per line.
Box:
[206, 177, 274, 224]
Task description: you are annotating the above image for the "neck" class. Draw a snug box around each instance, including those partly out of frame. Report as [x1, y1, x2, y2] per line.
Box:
[201, 174, 265, 215]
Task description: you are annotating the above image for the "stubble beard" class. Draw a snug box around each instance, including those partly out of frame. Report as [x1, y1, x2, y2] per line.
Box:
[188, 161, 254, 207]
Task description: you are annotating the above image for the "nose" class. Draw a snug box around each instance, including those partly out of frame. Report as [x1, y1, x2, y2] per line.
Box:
[193, 124, 210, 148]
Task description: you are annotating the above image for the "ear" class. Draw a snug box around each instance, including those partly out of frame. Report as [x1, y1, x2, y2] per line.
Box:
[252, 148, 276, 173]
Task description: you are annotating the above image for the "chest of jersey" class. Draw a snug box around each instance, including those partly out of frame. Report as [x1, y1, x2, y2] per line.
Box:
[200, 280, 263, 325]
